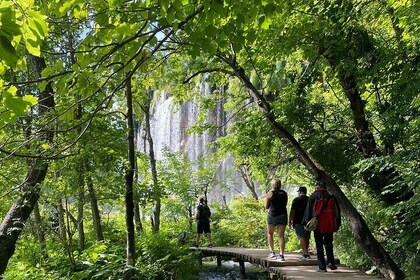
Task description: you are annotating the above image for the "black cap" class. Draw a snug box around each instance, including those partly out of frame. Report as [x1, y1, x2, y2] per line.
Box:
[297, 186, 307, 194]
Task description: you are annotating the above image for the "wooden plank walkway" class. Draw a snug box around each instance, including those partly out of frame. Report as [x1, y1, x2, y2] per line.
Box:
[191, 247, 378, 279]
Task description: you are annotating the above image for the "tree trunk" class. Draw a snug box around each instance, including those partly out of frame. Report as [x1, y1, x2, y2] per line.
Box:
[142, 91, 161, 234]
[57, 198, 74, 264]
[124, 75, 136, 266]
[64, 199, 75, 265]
[0, 54, 55, 275]
[33, 202, 48, 259]
[225, 57, 405, 280]
[239, 164, 259, 200]
[134, 203, 143, 233]
[188, 205, 193, 232]
[77, 163, 85, 252]
[133, 162, 143, 233]
[0, 163, 48, 274]
[85, 161, 104, 241]
[324, 52, 412, 205]
[334, 69, 380, 157]
[57, 199, 67, 243]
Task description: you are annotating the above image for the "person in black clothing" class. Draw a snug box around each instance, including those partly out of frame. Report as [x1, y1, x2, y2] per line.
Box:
[289, 186, 311, 259]
[303, 180, 341, 272]
[265, 178, 288, 261]
[195, 197, 213, 247]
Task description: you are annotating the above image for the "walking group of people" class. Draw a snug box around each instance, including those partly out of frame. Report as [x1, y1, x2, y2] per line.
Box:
[266, 178, 341, 272]
[193, 178, 341, 273]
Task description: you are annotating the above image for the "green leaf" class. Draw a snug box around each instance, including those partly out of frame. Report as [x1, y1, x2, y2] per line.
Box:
[166, 7, 175, 23]
[261, 17, 272, 30]
[0, 8, 21, 38]
[39, 80, 48, 92]
[0, 62, 5, 74]
[159, 0, 169, 12]
[26, 38, 41, 56]
[149, 36, 158, 46]
[59, 109, 74, 121]
[58, 0, 76, 14]
[4, 94, 26, 116]
[212, 0, 225, 15]
[27, 10, 48, 38]
[0, 35, 17, 66]
[205, 25, 217, 38]
[108, 0, 119, 9]
[22, 95, 38, 105]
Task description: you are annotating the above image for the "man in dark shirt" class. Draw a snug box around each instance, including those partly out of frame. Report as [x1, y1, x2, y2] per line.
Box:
[289, 186, 311, 259]
[194, 197, 213, 247]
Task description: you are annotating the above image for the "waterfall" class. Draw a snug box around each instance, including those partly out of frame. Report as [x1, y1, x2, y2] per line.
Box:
[135, 81, 261, 203]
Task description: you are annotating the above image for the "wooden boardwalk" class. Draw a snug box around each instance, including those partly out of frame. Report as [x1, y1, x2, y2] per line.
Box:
[191, 247, 378, 279]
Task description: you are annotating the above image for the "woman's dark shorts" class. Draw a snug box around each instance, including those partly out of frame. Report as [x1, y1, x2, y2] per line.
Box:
[267, 213, 288, 225]
[294, 223, 311, 239]
[197, 220, 211, 234]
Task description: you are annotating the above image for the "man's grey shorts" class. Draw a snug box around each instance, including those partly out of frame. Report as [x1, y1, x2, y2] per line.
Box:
[294, 223, 311, 239]
[267, 213, 288, 225]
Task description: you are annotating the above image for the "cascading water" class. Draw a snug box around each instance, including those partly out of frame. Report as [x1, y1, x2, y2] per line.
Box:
[135, 80, 261, 203]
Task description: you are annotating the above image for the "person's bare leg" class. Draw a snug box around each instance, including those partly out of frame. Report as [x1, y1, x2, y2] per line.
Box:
[300, 237, 309, 255]
[277, 225, 286, 256]
[206, 233, 212, 244]
[303, 237, 309, 255]
[196, 233, 201, 246]
[267, 224, 275, 252]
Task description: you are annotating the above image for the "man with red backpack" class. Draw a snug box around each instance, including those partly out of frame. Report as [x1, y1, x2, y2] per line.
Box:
[303, 180, 341, 272]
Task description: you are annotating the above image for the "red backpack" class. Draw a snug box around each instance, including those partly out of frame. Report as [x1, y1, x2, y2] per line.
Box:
[313, 196, 338, 233]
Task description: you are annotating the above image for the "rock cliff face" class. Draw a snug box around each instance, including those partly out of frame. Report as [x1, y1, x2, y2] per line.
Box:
[135, 81, 260, 203]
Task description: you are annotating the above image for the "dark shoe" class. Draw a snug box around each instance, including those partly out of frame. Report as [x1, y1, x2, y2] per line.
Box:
[278, 254, 285, 261]
[316, 268, 327, 272]
[328, 263, 337, 270]
[207, 243, 214, 248]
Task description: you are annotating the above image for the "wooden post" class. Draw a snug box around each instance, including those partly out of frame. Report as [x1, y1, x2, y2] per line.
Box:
[217, 254, 221, 268]
[198, 252, 203, 265]
[239, 259, 246, 279]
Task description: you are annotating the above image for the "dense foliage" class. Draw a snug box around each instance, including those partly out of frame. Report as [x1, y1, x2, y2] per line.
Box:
[0, 0, 418, 279]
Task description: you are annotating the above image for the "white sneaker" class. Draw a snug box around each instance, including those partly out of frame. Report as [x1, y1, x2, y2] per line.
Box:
[299, 254, 310, 260]
[268, 251, 276, 258]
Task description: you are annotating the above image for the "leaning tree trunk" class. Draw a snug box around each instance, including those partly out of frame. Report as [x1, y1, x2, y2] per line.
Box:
[124, 75, 136, 266]
[322, 43, 412, 205]
[0, 54, 55, 275]
[222, 56, 405, 280]
[85, 161, 104, 241]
